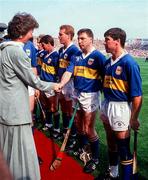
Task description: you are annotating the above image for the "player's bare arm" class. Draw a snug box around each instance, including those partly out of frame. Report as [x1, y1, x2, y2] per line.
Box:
[130, 96, 142, 131]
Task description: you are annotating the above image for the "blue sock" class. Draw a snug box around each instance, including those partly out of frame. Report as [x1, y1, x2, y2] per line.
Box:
[45, 111, 53, 126]
[108, 150, 119, 166]
[121, 162, 133, 180]
[90, 139, 99, 160]
[62, 113, 69, 133]
[78, 134, 88, 149]
[53, 112, 60, 130]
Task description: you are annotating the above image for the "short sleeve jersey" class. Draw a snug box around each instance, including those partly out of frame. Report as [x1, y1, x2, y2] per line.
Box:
[66, 49, 106, 93]
[103, 54, 142, 101]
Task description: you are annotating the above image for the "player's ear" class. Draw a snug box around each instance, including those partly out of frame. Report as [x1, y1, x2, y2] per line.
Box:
[116, 38, 121, 45]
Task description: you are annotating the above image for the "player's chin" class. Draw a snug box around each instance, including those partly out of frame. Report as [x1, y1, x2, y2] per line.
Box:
[105, 48, 110, 53]
[79, 45, 84, 50]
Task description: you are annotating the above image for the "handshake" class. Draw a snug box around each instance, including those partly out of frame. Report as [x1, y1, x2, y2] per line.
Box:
[53, 83, 63, 93]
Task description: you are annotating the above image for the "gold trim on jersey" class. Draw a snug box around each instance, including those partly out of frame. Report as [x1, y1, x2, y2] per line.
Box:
[74, 66, 100, 79]
[41, 63, 56, 74]
[103, 75, 129, 93]
[59, 59, 69, 68]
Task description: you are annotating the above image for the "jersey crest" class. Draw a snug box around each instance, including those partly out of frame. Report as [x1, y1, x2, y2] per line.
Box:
[25, 49, 31, 56]
[88, 58, 94, 65]
[47, 58, 52, 64]
[64, 53, 68, 59]
[115, 66, 122, 75]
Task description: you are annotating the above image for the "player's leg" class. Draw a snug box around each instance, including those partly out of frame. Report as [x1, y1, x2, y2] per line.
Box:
[83, 110, 99, 173]
[49, 95, 62, 140]
[103, 122, 119, 179]
[115, 130, 133, 180]
[73, 108, 88, 156]
[60, 97, 77, 148]
[59, 95, 72, 135]
[109, 101, 132, 179]
[40, 93, 53, 131]
[95, 99, 119, 179]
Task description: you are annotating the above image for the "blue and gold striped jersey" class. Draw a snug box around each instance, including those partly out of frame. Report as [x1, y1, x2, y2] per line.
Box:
[58, 44, 80, 80]
[36, 49, 47, 75]
[103, 54, 142, 101]
[40, 51, 59, 82]
[66, 49, 106, 93]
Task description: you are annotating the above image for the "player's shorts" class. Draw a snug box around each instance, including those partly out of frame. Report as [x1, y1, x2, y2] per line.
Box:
[100, 99, 131, 131]
[73, 91, 101, 112]
[28, 86, 35, 96]
[61, 79, 74, 101]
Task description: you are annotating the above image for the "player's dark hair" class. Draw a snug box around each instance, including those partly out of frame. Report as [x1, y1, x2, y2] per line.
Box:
[77, 28, 94, 40]
[60, 25, 74, 40]
[104, 28, 126, 48]
[8, 12, 39, 40]
[40, 35, 54, 46]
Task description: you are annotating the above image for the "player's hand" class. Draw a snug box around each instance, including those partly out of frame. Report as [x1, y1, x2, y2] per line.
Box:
[35, 90, 40, 99]
[130, 118, 140, 131]
[54, 83, 62, 93]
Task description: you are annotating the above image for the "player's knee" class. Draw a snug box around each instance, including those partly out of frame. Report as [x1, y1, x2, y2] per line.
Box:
[50, 107, 58, 113]
[116, 137, 132, 162]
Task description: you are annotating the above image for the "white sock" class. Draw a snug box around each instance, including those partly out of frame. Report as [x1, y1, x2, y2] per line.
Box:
[109, 165, 119, 178]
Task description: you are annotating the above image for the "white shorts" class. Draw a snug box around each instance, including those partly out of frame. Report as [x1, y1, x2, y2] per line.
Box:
[100, 100, 131, 131]
[62, 79, 74, 100]
[28, 86, 35, 96]
[73, 91, 101, 112]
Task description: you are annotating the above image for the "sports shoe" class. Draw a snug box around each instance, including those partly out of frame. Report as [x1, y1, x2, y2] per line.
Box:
[52, 130, 63, 140]
[101, 169, 119, 180]
[73, 148, 83, 157]
[68, 138, 77, 149]
[42, 126, 49, 131]
[83, 159, 99, 173]
[94, 169, 119, 180]
[65, 138, 77, 154]
[79, 150, 92, 165]
[42, 124, 53, 131]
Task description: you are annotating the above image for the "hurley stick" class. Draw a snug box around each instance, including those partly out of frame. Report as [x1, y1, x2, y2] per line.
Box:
[132, 131, 138, 179]
[36, 97, 46, 121]
[50, 102, 79, 171]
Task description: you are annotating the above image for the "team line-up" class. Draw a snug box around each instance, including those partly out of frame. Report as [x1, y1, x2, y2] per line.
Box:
[0, 12, 142, 180]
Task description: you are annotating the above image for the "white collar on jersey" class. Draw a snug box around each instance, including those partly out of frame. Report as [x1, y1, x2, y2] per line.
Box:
[45, 49, 57, 58]
[62, 42, 73, 53]
[82, 46, 96, 59]
[110, 50, 128, 66]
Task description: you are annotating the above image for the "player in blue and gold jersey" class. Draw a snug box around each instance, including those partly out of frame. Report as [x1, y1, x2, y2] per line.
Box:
[97, 28, 142, 180]
[55, 28, 106, 173]
[39, 35, 61, 139]
[58, 25, 80, 146]
[36, 35, 47, 75]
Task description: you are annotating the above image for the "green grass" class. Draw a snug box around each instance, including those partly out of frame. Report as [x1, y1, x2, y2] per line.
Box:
[35, 57, 148, 179]
[133, 58, 148, 179]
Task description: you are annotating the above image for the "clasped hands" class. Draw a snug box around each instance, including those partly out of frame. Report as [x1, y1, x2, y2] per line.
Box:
[54, 83, 63, 93]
